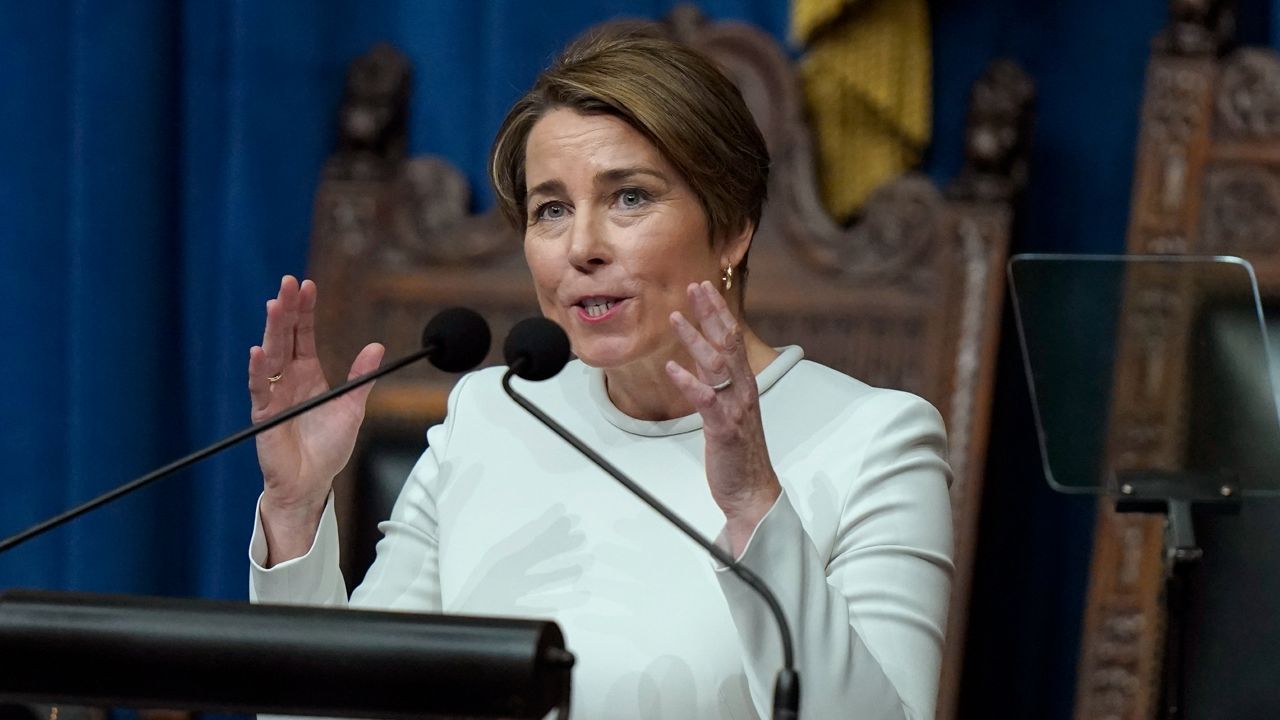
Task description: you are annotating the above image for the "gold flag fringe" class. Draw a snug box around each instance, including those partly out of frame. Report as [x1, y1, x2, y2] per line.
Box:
[792, 0, 931, 221]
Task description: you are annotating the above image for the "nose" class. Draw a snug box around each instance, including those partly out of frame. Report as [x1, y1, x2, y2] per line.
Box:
[566, 212, 610, 272]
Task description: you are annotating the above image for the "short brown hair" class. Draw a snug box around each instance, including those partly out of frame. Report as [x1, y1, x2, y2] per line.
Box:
[489, 25, 770, 246]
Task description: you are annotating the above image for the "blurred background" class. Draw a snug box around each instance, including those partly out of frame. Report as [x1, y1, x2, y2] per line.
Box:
[4, 1, 1280, 717]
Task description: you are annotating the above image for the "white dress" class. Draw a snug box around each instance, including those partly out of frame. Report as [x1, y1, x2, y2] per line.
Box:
[249, 346, 953, 719]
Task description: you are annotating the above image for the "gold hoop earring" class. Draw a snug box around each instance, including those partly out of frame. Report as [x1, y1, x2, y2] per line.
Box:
[721, 265, 734, 292]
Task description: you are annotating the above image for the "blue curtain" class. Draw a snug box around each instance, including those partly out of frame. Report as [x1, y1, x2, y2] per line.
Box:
[1, 0, 1271, 716]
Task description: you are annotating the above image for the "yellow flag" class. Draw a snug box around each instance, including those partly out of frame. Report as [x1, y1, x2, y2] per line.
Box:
[792, 0, 931, 221]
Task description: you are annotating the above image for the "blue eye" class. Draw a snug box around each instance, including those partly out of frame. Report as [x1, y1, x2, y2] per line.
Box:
[617, 189, 647, 208]
[533, 201, 567, 222]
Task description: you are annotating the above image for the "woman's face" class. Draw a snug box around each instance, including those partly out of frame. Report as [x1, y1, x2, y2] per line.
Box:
[522, 108, 740, 370]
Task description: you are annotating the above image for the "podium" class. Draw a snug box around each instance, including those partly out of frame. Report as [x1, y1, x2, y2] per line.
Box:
[0, 590, 573, 719]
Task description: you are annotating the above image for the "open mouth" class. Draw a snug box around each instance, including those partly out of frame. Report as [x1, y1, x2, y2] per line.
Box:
[574, 296, 627, 320]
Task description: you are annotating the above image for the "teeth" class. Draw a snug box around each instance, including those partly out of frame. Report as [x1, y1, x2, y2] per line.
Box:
[583, 299, 616, 318]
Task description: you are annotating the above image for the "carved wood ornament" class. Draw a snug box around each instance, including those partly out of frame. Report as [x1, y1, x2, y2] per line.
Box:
[1075, 3, 1280, 718]
[305, 8, 1031, 719]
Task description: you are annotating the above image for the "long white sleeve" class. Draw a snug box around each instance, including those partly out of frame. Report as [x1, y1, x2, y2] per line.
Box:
[248, 375, 469, 611]
[715, 395, 953, 720]
[247, 491, 348, 606]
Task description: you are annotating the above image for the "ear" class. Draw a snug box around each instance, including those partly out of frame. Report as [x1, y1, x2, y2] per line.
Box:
[718, 221, 754, 268]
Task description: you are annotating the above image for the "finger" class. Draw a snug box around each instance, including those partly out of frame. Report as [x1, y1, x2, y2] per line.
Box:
[664, 359, 717, 409]
[261, 276, 301, 371]
[261, 280, 292, 371]
[692, 282, 751, 385]
[348, 342, 385, 380]
[688, 282, 731, 355]
[276, 275, 300, 363]
[295, 279, 319, 359]
[248, 345, 272, 415]
[696, 281, 740, 352]
[701, 281, 757, 386]
[669, 311, 729, 383]
[343, 343, 386, 413]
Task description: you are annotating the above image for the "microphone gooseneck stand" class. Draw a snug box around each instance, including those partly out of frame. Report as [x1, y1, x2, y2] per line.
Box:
[500, 317, 800, 720]
[0, 307, 491, 554]
[0, 308, 584, 718]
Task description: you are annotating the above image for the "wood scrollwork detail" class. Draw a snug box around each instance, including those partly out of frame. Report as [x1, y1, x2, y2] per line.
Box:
[1157, 0, 1236, 56]
[1134, 61, 1212, 231]
[747, 312, 928, 395]
[835, 175, 943, 285]
[945, 213, 999, 494]
[1116, 282, 1184, 469]
[1085, 598, 1151, 720]
[1202, 165, 1280, 254]
[327, 43, 412, 182]
[387, 158, 516, 267]
[314, 186, 381, 259]
[1216, 49, 1280, 138]
[950, 59, 1036, 203]
[1148, 66, 1209, 145]
[323, 44, 523, 268]
[662, 7, 799, 157]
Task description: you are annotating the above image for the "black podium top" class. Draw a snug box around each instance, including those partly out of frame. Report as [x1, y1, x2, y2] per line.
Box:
[0, 590, 573, 719]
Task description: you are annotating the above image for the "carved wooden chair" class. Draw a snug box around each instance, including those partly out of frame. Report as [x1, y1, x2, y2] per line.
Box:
[305, 9, 1033, 718]
[1073, 3, 1280, 718]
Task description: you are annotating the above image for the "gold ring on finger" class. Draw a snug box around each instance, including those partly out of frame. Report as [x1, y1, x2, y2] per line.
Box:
[267, 372, 284, 384]
[711, 377, 732, 392]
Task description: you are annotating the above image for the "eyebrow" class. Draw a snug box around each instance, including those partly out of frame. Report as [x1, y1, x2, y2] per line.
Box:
[597, 167, 670, 186]
[526, 178, 566, 203]
[525, 167, 671, 207]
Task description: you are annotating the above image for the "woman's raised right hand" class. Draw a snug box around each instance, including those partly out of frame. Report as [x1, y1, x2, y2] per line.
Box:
[248, 275, 384, 565]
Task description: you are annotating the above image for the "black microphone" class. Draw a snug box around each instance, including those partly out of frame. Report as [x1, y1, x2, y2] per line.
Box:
[500, 317, 800, 720]
[0, 307, 491, 554]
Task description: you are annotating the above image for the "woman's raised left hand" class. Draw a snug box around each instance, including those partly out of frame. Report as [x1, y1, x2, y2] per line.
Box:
[665, 281, 781, 557]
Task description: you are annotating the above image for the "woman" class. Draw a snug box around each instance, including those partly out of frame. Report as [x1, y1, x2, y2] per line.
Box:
[248, 27, 952, 720]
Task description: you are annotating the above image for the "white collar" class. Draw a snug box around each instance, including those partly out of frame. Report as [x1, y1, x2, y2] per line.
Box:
[585, 346, 805, 437]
